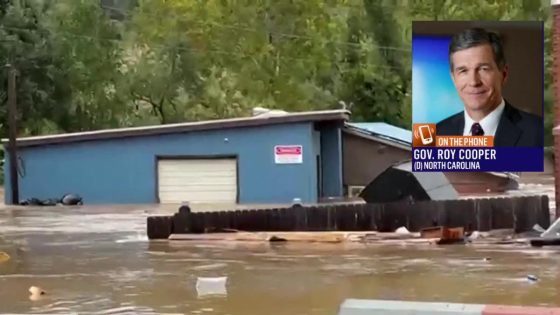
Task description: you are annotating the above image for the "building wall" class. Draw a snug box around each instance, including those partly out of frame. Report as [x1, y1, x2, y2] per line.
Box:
[342, 132, 410, 188]
[320, 123, 343, 198]
[443, 172, 515, 194]
[5, 122, 327, 205]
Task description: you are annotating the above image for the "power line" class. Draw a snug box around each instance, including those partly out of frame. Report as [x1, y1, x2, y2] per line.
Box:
[99, 4, 412, 52]
[0, 25, 408, 72]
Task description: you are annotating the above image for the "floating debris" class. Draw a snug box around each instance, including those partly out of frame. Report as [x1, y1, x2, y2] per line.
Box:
[421, 226, 465, 245]
[527, 275, 539, 282]
[196, 276, 227, 297]
[29, 286, 46, 301]
[192, 263, 228, 271]
[395, 227, 410, 234]
[268, 235, 287, 242]
[29, 286, 46, 295]
[467, 231, 481, 241]
[533, 224, 546, 233]
[0, 251, 10, 263]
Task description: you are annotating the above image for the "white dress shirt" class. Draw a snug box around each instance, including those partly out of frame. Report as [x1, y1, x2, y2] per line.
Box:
[462, 99, 505, 136]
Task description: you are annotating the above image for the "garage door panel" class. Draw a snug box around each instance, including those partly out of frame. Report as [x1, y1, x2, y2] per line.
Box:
[157, 158, 238, 204]
[158, 171, 237, 178]
[159, 167, 236, 175]
[159, 178, 236, 186]
[159, 160, 234, 169]
[159, 186, 237, 193]
[159, 166, 236, 173]
[159, 191, 236, 203]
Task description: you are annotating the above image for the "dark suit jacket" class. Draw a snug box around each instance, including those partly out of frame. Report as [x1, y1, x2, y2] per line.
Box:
[436, 101, 543, 147]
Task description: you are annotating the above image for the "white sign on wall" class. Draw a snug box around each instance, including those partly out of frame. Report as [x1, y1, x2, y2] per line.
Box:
[274, 145, 303, 164]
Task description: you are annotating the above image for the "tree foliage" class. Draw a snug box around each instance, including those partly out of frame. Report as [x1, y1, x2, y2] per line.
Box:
[0, 0, 554, 145]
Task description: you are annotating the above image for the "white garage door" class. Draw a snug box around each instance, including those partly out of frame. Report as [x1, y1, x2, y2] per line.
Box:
[157, 158, 237, 204]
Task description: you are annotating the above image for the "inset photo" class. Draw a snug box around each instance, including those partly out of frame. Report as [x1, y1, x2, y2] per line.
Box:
[412, 21, 543, 147]
[411, 21, 544, 173]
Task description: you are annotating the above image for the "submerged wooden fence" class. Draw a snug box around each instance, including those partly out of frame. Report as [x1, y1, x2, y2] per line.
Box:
[147, 195, 550, 239]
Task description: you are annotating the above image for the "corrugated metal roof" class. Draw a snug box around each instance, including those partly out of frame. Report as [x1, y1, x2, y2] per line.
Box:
[347, 122, 412, 145]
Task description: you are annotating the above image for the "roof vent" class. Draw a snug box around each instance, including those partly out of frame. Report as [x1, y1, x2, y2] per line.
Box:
[252, 107, 289, 117]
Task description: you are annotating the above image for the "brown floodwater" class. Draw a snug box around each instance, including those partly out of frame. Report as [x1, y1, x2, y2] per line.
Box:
[0, 206, 559, 314]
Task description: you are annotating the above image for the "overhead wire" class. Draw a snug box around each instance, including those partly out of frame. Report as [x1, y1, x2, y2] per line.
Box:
[0, 25, 409, 72]
[0, 1, 412, 74]
[99, 3, 412, 52]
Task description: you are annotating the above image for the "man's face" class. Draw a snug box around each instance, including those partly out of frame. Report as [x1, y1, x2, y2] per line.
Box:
[450, 44, 507, 114]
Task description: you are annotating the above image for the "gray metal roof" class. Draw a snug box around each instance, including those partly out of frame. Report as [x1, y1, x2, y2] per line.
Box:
[395, 161, 459, 200]
[4, 109, 350, 148]
[347, 122, 412, 145]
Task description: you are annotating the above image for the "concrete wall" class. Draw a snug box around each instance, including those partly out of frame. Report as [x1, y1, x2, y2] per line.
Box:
[5, 122, 332, 205]
[339, 299, 484, 315]
[338, 299, 560, 315]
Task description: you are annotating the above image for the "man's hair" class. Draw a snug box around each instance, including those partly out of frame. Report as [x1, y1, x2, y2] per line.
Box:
[448, 27, 506, 71]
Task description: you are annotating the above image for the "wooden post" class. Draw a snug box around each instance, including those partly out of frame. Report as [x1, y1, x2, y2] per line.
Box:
[6, 64, 19, 205]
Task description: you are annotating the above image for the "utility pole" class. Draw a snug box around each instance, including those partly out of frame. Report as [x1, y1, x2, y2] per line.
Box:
[6, 64, 18, 205]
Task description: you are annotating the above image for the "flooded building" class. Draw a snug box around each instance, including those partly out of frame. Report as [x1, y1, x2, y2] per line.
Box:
[2, 108, 520, 205]
[2, 110, 349, 205]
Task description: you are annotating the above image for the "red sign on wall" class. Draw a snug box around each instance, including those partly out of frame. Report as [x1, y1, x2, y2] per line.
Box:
[274, 145, 303, 164]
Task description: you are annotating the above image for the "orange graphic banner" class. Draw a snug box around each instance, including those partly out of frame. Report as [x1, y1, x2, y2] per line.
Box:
[436, 136, 494, 147]
[412, 123, 436, 147]
[413, 123, 495, 147]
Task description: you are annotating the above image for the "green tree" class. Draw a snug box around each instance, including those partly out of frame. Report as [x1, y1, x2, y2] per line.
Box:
[125, 0, 359, 122]
[0, 0, 70, 136]
[0, 0, 554, 147]
[0, 0, 126, 136]
[47, 0, 126, 130]
[340, 0, 411, 127]
[120, 0, 201, 124]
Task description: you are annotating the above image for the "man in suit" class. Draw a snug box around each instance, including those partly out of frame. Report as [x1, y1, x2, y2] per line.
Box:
[436, 27, 543, 147]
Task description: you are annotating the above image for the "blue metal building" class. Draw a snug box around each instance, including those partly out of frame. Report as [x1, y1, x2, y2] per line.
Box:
[3, 110, 349, 205]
